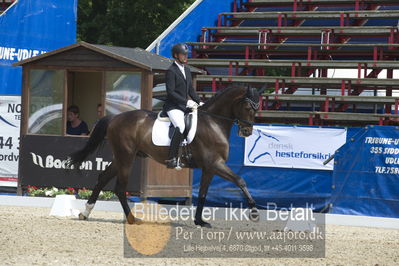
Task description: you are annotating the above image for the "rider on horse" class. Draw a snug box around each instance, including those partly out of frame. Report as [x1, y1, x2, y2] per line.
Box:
[163, 43, 203, 169]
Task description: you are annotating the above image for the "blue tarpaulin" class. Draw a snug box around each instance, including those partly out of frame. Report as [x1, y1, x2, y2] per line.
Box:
[0, 0, 77, 95]
[189, 125, 387, 216]
[330, 126, 399, 218]
[193, 125, 398, 218]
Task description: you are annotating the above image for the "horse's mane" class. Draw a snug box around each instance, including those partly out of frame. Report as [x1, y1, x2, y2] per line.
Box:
[202, 84, 247, 109]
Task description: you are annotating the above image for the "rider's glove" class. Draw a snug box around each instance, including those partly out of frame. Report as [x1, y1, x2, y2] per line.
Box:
[199, 102, 205, 106]
[186, 100, 198, 109]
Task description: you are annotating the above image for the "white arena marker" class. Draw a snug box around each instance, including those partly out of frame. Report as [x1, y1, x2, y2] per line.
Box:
[284, 208, 317, 232]
[49, 195, 80, 217]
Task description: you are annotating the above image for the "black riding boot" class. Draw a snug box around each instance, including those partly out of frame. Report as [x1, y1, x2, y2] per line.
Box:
[165, 128, 183, 169]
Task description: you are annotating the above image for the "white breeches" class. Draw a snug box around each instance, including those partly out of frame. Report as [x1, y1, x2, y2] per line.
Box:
[167, 109, 185, 134]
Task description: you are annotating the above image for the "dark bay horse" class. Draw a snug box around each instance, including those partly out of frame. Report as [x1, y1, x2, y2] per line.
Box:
[68, 84, 262, 227]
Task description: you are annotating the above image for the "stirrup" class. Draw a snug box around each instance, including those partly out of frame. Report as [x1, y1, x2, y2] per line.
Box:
[166, 158, 177, 168]
[165, 158, 182, 170]
[175, 157, 182, 171]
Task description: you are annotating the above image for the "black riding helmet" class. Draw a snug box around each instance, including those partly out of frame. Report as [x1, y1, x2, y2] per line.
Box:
[171, 43, 189, 58]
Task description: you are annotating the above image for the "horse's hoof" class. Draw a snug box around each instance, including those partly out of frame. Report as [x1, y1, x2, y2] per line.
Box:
[126, 213, 137, 225]
[133, 218, 143, 225]
[249, 207, 260, 222]
[78, 213, 87, 220]
[194, 220, 212, 228]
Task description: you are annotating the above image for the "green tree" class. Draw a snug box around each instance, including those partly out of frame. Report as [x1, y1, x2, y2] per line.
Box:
[78, 0, 195, 48]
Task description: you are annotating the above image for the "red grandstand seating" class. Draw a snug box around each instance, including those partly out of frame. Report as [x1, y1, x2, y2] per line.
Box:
[186, 0, 399, 126]
[239, 0, 399, 12]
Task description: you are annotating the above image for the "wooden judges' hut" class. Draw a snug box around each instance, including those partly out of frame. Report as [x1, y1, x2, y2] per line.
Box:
[13, 41, 204, 203]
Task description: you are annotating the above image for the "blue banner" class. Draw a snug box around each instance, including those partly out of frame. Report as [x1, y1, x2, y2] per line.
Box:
[330, 126, 399, 218]
[193, 125, 399, 218]
[0, 0, 77, 95]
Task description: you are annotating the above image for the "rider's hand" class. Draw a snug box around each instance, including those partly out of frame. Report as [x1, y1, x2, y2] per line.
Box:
[199, 102, 205, 106]
[186, 100, 198, 109]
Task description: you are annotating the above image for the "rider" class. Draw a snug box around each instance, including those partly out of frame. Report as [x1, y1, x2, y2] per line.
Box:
[163, 43, 203, 169]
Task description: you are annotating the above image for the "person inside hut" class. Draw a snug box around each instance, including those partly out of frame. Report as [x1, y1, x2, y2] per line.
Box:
[96, 103, 103, 119]
[66, 104, 89, 136]
[91, 103, 104, 130]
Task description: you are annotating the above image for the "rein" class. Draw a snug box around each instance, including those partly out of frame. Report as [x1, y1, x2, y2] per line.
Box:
[198, 99, 256, 127]
[198, 109, 244, 124]
[197, 91, 260, 127]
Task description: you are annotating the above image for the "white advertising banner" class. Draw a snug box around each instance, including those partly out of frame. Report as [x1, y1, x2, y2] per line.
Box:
[0, 96, 21, 187]
[244, 126, 347, 170]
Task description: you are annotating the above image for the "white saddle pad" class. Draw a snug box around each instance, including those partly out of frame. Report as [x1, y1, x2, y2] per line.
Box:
[152, 110, 198, 146]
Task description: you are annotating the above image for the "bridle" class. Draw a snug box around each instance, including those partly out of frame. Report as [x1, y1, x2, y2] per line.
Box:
[243, 97, 260, 112]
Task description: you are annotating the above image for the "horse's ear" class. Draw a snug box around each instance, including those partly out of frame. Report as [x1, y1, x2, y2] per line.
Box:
[246, 84, 255, 98]
[246, 84, 251, 93]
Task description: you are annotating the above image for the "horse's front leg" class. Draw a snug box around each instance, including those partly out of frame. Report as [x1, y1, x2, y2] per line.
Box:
[214, 161, 260, 222]
[194, 170, 214, 228]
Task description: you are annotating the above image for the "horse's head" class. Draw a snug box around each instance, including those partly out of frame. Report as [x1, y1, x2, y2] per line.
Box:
[233, 86, 261, 137]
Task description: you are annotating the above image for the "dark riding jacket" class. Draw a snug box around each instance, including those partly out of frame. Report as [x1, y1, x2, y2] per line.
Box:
[163, 62, 201, 112]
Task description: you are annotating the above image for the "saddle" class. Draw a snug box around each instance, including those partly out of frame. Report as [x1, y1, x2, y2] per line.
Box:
[153, 109, 198, 146]
[158, 110, 193, 141]
[155, 110, 196, 168]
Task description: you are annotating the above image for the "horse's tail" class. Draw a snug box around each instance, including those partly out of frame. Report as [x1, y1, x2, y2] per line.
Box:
[67, 116, 112, 168]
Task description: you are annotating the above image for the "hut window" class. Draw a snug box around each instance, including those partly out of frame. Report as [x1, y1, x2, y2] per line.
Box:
[105, 71, 141, 115]
[152, 73, 166, 111]
[28, 69, 64, 135]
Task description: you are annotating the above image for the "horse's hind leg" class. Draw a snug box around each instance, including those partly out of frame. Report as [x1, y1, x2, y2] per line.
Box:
[114, 154, 137, 224]
[114, 175, 135, 224]
[79, 163, 117, 220]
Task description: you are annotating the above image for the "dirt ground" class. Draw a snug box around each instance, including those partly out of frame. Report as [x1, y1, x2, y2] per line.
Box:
[0, 205, 398, 265]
